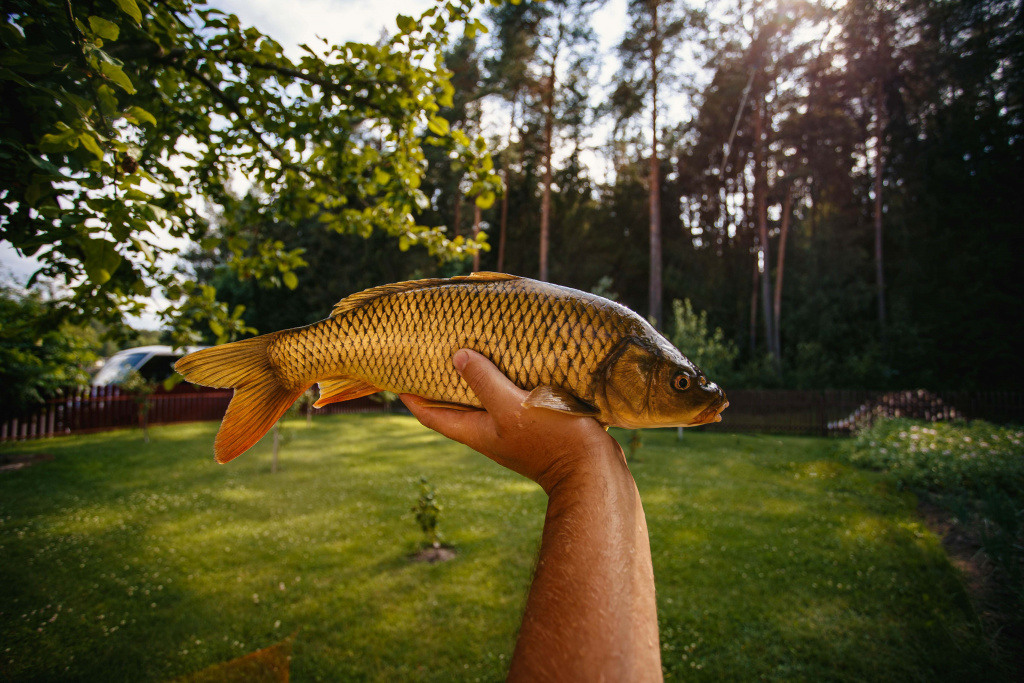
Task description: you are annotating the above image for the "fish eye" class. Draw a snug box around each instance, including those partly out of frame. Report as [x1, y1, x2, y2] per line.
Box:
[672, 373, 691, 392]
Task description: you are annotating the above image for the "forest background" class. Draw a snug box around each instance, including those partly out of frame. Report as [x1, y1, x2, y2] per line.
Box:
[2, 0, 1022, 414]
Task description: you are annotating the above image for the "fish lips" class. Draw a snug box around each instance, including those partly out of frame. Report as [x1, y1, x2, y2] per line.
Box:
[691, 398, 730, 426]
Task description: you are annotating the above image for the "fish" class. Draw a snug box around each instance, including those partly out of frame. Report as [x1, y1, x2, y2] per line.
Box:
[175, 272, 728, 463]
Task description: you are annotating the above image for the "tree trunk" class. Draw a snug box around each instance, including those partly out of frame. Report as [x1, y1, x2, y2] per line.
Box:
[497, 96, 517, 273]
[750, 239, 759, 354]
[472, 203, 482, 271]
[743, 162, 757, 353]
[874, 77, 886, 342]
[453, 194, 462, 239]
[539, 61, 555, 282]
[648, 4, 662, 329]
[753, 98, 778, 368]
[773, 186, 792, 361]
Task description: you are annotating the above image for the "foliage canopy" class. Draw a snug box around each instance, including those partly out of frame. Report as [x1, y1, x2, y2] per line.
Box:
[1, 0, 501, 344]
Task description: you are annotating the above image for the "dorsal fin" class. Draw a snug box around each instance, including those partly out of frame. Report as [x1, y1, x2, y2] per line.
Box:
[330, 272, 520, 317]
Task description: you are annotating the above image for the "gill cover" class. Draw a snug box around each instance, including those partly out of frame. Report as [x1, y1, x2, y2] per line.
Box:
[601, 339, 659, 426]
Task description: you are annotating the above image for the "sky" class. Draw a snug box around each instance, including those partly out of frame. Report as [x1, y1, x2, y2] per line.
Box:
[0, 0, 642, 324]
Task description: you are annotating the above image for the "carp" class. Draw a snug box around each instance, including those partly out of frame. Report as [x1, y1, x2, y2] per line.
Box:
[176, 272, 728, 463]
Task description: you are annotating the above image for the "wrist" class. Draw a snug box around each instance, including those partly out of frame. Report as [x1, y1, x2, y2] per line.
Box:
[539, 438, 633, 499]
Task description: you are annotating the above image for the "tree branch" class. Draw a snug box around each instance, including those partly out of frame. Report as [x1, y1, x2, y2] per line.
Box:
[173, 60, 290, 167]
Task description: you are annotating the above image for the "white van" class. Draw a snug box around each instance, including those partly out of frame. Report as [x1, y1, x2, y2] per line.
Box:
[91, 345, 206, 386]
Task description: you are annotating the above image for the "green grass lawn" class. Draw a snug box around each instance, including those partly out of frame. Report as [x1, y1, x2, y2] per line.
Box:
[0, 415, 997, 682]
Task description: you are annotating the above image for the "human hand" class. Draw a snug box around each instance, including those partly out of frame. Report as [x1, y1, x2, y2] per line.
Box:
[399, 349, 626, 495]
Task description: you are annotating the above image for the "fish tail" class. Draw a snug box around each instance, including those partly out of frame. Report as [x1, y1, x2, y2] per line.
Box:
[175, 334, 307, 464]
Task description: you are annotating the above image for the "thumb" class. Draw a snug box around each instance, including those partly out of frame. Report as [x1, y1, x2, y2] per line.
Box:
[454, 349, 525, 413]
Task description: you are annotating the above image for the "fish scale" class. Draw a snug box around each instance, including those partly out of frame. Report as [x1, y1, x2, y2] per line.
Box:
[266, 277, 629, 407]
[176, 272, 728, 463]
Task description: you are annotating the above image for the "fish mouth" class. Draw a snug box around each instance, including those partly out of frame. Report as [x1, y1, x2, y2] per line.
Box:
[692, 399, 730, 426]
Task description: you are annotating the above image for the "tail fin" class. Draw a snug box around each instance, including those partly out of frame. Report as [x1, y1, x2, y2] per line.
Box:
[175, 334, 306, 464]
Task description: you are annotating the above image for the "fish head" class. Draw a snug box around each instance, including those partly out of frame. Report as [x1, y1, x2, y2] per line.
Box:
[598, 338, 728, 429]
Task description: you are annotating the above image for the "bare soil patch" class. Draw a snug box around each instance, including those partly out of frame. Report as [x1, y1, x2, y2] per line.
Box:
[917, 500, 1024, 678]
[0, 453, 54, 472]
[410, 546, 457, 563]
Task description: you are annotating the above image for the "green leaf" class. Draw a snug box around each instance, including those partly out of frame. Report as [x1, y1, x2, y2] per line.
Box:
[374, 167, 391, 185]
[396, 15, 417, 34]
[24, 182, 47, 207]
[100, 61, 135, 94]
[78, 133, 104, 160]
[112, 0, 142, 24]
[88, 16, 120, 41]
[208, 319, 224, 339]
[475, 191, 496, 210]
[24, 152, 66, 177]
[127, 106, 156, 126]
[282, 271, 298, 290]
[81, 239, 122, 285]
[96, 84, 118, 116]
[39, 127, 79, 152]
[427, 115, 450, 136]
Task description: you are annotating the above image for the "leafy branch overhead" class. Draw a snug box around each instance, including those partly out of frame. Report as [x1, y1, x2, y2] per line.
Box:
[0, 0, 502, 343]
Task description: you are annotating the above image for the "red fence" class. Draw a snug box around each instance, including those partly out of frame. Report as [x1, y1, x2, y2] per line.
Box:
[2, 386, 1022, 443]
[0, 385, 385, 443]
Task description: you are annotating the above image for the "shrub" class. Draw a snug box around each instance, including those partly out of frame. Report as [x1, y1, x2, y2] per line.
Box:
[668, 299, 739, 385]
[412, 477, 443, 548]
[848, 418, 1024, 499]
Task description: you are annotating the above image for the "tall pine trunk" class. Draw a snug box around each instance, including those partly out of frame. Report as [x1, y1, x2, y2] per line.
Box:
[472, 203, 482, 272]
[773, 186, 792, 361]
[648, 4, 662, 329]
[497, 98, 516, 273]
[874, 78, 886, 341]
[539, 61, 556, 282]
[453, 195, 462, 239]
[743, 164, 757, 353]
[750, 239, 760, 354]
[754, 98, 778, 369]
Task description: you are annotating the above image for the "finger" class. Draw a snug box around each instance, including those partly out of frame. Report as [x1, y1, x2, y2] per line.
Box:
[453, 349, 526, 414]
[400, 394, 495, 452]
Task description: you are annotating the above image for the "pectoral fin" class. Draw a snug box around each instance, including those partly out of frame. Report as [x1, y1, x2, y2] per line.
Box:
[313, 378, 381, 408]
[522, 386, 601, 418]
[413, 400, 482, 412]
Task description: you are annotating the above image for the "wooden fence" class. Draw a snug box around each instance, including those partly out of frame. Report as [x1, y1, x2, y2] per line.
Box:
[2, 386, 1022, 443]
[702, 389, 1024, 437]
[0, 385, 385, 443]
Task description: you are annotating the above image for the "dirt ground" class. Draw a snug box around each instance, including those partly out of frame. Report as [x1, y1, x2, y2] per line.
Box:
[918, 500, 1024, 678]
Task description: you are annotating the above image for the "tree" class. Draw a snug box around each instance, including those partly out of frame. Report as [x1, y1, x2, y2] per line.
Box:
[839, 0, 899, 341]
[484, 0, 545, 272]
[1, 0, 500, 344]
[486, 0, 603, 281]
[612, 0, 702, 328]
[0, 283, 97, 416]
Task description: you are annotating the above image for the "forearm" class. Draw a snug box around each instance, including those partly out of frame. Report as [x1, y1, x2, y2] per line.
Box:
[508, 446, 662, 682]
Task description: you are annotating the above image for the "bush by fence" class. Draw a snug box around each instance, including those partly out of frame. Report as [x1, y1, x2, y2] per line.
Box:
[2, 386, 1022, 443]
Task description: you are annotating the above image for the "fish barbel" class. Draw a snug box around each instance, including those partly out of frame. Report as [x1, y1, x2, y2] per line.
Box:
[176, 272, 728, 463]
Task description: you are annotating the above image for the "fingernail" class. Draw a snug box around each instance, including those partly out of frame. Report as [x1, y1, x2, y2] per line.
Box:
[453, 349, 469, 373]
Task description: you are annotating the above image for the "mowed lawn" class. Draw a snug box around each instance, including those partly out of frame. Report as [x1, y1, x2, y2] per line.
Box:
[0, 414, 997, 682]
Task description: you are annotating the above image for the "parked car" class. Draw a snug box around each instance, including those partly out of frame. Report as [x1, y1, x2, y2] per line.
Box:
[91, 345, 205, 386]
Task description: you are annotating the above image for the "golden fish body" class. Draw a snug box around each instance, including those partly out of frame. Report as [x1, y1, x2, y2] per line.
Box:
[176, 272, 728, 463]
